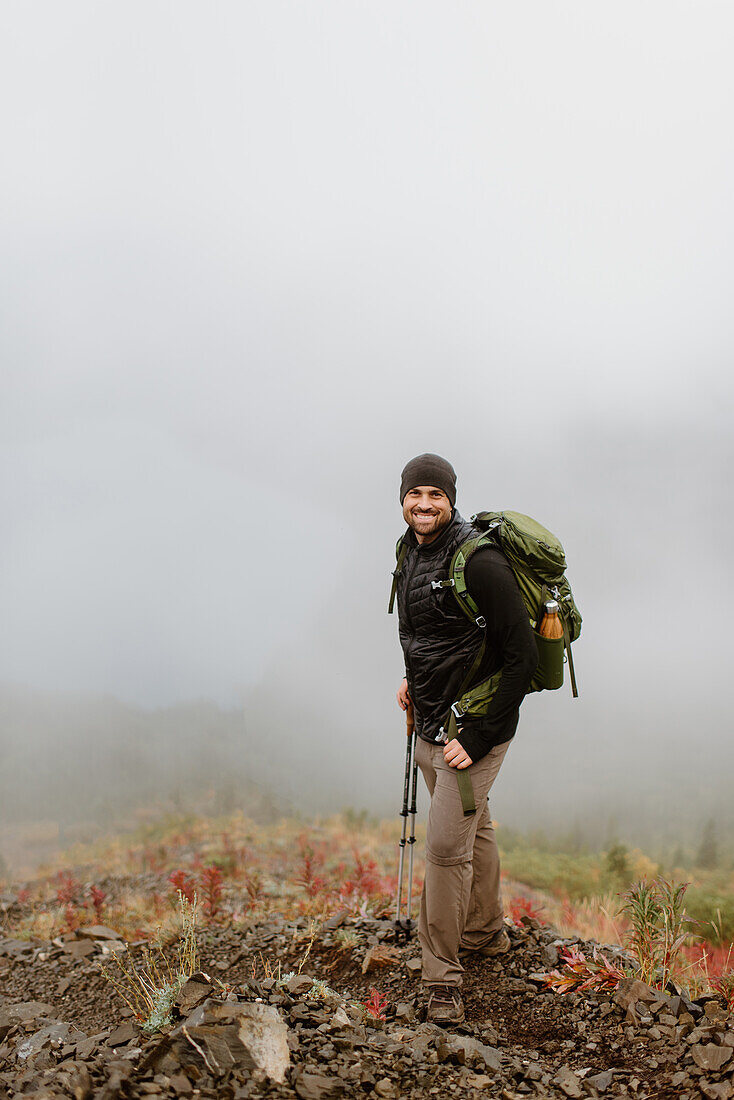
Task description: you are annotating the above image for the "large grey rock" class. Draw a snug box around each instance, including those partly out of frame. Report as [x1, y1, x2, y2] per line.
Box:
[146, 1000, 290, 1083]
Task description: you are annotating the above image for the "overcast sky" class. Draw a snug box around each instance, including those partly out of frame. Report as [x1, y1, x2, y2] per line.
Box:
[2, 0, 733, 823]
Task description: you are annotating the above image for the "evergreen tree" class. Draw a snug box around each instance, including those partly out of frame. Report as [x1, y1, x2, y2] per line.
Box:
[671, 845, 685, 869]
[605, 842, 631, 883]
[696, 819, 718, 869]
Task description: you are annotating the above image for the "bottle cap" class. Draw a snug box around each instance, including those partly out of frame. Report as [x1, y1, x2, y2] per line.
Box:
[544, 600, 560, 614]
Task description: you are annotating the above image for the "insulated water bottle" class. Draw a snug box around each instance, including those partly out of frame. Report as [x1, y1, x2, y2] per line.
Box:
[538, 599, 564, 639]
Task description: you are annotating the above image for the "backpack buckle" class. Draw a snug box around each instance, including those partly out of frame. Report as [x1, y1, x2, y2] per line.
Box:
[431, 579, 455, 590]
[475, 615, 486, 629]
[437, 702, 464, 744]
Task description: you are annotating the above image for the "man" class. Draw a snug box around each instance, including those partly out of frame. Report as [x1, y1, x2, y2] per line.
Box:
[393, 453, 538, 1025]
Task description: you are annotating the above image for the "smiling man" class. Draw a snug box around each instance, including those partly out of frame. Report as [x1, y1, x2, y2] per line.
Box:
[393, 453, 538, 1025]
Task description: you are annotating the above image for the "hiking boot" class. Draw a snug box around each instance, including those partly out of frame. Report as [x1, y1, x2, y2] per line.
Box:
[460, 927, 512, 959]
[426, 983, 465, 1026]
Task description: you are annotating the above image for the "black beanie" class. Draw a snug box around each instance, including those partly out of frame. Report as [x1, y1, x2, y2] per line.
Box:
[400, 453, 457, 507]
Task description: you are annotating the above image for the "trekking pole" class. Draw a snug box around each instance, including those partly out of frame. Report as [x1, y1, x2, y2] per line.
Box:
[405, 712, 419, 928]
[395, 700, 416, 940]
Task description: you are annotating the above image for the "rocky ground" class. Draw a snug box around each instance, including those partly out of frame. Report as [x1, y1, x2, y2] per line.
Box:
[1, 910, 732, 1099]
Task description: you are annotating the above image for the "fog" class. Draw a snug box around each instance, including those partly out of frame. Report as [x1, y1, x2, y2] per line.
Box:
[2, 3, 733, 870]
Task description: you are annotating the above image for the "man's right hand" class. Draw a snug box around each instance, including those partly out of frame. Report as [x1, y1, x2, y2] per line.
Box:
[396, 678, 411, 712]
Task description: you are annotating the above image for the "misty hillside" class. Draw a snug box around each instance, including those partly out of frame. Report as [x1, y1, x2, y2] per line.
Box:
[3, 676, 732, 864]
[0, 684, 279, 830]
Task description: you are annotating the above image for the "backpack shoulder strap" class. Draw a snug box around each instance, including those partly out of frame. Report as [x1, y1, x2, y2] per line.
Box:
[388, 535, 409, 614]
[447, 532, 496, 628]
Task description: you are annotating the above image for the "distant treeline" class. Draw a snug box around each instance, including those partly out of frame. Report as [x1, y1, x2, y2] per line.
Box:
[2, 683, 733, 857]
[0, 685, 279, 829]
[499, 827, 734, 944]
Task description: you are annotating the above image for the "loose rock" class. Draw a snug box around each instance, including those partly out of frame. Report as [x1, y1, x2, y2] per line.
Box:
[295, 1070, 344, 1098]
[691, 1043, 733, 1072]
[361, 944, 401, 974]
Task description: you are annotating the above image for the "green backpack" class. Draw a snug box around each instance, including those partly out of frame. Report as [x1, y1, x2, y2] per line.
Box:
[449, 511, 581, 698]
[389, 509, 581, 707]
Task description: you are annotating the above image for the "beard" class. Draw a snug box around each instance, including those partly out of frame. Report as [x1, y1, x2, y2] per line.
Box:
[407, 509, 451, 540]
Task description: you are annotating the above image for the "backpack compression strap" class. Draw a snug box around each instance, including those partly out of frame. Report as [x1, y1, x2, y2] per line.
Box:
[563, 623, 579, 698]
[443, 705, 477, 816]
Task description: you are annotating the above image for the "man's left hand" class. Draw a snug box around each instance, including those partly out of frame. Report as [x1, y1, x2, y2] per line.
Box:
[443, 738, 473, 769]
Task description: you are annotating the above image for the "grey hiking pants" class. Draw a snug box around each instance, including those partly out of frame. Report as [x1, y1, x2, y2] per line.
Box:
[415, 737, 510, 986]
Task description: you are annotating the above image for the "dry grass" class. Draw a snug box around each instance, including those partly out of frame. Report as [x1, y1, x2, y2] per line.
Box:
[98, 892, 199, 1033]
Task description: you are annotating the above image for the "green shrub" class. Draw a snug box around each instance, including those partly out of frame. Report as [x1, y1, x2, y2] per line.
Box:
[500, 847, 602, 901]
[685, 888, 734, 945]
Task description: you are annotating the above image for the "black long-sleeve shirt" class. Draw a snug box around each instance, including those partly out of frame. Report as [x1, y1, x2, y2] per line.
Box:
[454, 546, 538, 762]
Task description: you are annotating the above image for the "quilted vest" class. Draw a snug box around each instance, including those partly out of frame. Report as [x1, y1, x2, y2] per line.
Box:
[396, 511, 486, 742]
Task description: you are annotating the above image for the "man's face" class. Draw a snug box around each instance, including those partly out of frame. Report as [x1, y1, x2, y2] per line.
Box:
[402, 486, 452, 545]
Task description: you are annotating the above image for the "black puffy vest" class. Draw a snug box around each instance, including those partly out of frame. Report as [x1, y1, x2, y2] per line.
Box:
[396, 511, 484, 742]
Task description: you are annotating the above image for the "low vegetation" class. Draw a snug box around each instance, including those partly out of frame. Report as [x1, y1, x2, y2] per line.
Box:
[500, 828, 734, 946]
[98, 891, 199, 1033]
[1, 811, 732, 1006]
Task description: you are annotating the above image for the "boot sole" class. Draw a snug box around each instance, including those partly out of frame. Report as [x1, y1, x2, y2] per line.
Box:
[428, 1010, 466, 1026]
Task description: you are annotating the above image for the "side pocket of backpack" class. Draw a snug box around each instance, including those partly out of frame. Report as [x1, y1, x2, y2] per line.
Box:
[530, 632, 565, 692]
